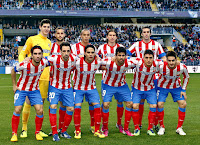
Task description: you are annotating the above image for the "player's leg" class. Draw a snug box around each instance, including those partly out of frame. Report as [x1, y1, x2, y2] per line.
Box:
[20, 96, 31, 138]
[88, 89, 105, 138]
[153, 79, 159, 131]
[115, 98, 124, 133]
[101, 84, 114, 136]
[11, 90, 26, 142]
[117, 84, 133, 136]
[131, 87, 142, 136]
[29, 90, 44, 140]
[73, 89, 84, 139]
[47, 85, 60, 141]
[138, 98, 145, 129]
[146, 88, 157, 136]
[157, 87, 169, 135]
[60, 87, 74, 139]
[172, 87, 187, 135]
[88, 103, 95, 133]
[58, 101, 66, 132]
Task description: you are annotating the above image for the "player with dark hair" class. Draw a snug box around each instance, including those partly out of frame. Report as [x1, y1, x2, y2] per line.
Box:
[11, 46, 50, 142]
[97, 29, 125, 133]
[73, 45, 105, 139]
[131, 50, 163, 136]
[48, 27, 67, 136]
[18, 19, 51, 138]
[127, 26, 166, 131]
[48, 42, 77, 141]
[157, 51, 189, 136]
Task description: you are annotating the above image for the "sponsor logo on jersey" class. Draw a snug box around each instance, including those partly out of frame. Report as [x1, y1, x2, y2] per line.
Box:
[28, 71, 42, 76]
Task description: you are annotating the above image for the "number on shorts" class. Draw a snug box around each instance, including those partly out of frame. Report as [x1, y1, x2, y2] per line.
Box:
[14, 93, 19, 103]
[156, 90, 160, 99]
[102, 90, 106, 97]
[48, 92, 55, 103]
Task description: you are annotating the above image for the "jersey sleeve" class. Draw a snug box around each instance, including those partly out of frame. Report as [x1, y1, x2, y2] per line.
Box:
[14, 62, 26, 72]
[97, 45, 103, 58]
[127, 43, 136, 56]
[157, 43, 166, 58]
[47, 55, 56, 65]
[19, 37, 32, 62]
[71, 44, 76, 55]
[182, 64, 190, 91]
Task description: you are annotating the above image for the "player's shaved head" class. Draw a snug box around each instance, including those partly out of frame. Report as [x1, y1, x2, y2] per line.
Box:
[55, 27, 65, 33]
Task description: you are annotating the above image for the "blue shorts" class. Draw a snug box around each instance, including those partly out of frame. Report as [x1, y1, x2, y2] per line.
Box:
[102, 83, 132, 103]
[48, 85, 74, 107]
[74, 88, 100, 104]
[14, 90, 43, 106]
[158, 87, 185, 102]
[131, 87, 157, 105]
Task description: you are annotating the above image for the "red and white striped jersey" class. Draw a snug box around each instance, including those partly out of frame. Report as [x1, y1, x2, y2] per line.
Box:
[73, 57, 100, 90]
[128, 40, 165, 59]
[50, 42, 61, 55]
[14, 58, 50, 91]
[102, 59, 135, 87]
[71, 42, 87, 56]
[132, 58, 163, 91]
[48, 54, 77, 90]
[158, 62, 189, 90]
[97, 43, 123, 59]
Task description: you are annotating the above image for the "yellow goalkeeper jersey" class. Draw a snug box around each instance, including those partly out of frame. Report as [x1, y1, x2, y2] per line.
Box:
[19, 33, 51, 81]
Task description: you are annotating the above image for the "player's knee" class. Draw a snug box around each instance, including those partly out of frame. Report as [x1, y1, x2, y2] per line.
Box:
[178, 101, 187, 108]
[126, 101, 133, 108]
[14, 106, 22, 114]
[133, 104, 139, 110]
[67, 107, 74, 112]
[149, 104, 157, 108]
[50, 104, 57, 109]
[35, 107, 43, 115]
[157, 102, 164, 108]
[117, 101, 123, 105]
[103, 103, 110, 109]
[140, 99, 145, 103]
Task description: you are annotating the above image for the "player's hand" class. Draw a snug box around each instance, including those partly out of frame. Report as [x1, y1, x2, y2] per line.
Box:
[78, 55, 84, 58]
[111, 56, 116, 61]
[180, 91, 187, 100]
[99, 65, 106, 70]
[13, 85, 20, 94]
[23, 57, 30, 63]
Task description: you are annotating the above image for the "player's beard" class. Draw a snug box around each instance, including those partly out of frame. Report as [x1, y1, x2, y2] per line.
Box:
[56, 38, 64, 42]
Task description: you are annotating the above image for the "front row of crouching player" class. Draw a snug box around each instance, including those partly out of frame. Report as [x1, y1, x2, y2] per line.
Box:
[10, 43, 189, 142]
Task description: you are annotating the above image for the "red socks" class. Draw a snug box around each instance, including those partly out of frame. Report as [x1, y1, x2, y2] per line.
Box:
[35, 115, 44, 134]
[74, 107, 81, 132]
[138, 103, 144, 126]
[12, 113, 20, 134]
[148, 110, 156, 130]
[94, 106, 101, 132]
[102, 108, 109, 130]
[59, 107, 66, 130]
[177, 107, 186, 129]
[124, 108, 132, 130]
[62, 111, 73, 133]
[117, 104, 124, 125]
[132, 109, 140, 130]
[89, 106, 95, 127]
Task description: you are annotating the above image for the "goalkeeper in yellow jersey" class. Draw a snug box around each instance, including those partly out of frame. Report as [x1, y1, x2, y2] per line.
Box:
[18, 19, 51, 138]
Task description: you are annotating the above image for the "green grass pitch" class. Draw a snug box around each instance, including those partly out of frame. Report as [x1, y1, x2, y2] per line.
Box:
[0, 74, 199, 145]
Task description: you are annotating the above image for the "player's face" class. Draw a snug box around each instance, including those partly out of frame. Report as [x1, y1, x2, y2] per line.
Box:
[167, 56, 177, 69]
[55, 29, 65, 42]
[144, 54, 154, 67]
[116, 52, 126, 65]
[61, 46, 71, 61]
[141, 28, 151, 40]
[81, 31, 90, 43]
[32, 49, 43, 63]
[85, 47, 95, 62]
[39, 23, 50, 36]
[107, 32, 117, 43]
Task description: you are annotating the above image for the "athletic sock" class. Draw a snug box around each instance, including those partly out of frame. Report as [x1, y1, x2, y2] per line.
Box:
[58, 107, 66, 130]
[74, 106, 81, 132]
[124, 107, 132, 130]
[94, 104, 101, 132]
[12, 113, 20, 134]
[35, 114, 44, 134]
[132, 109, 140, 130]
[138, 102, 144, 126]
[117, 104, 124, 125]
[61, 110, 73, 133]
[148, 108, 156, 130]
[102, 107, 109, 130]
[22, 102, 31, 131]
[157, 107, 165, 128]
[49, 108, 57, 135]
[89, 105, 95, 127]
[177, 107, 186, 129]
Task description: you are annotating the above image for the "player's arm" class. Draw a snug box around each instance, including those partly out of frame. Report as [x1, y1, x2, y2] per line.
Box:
[157, 43, 166, 61]
[181, 65, 190, 100]
[126, 43, 136, 56]
[18, 37, 32, 62]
